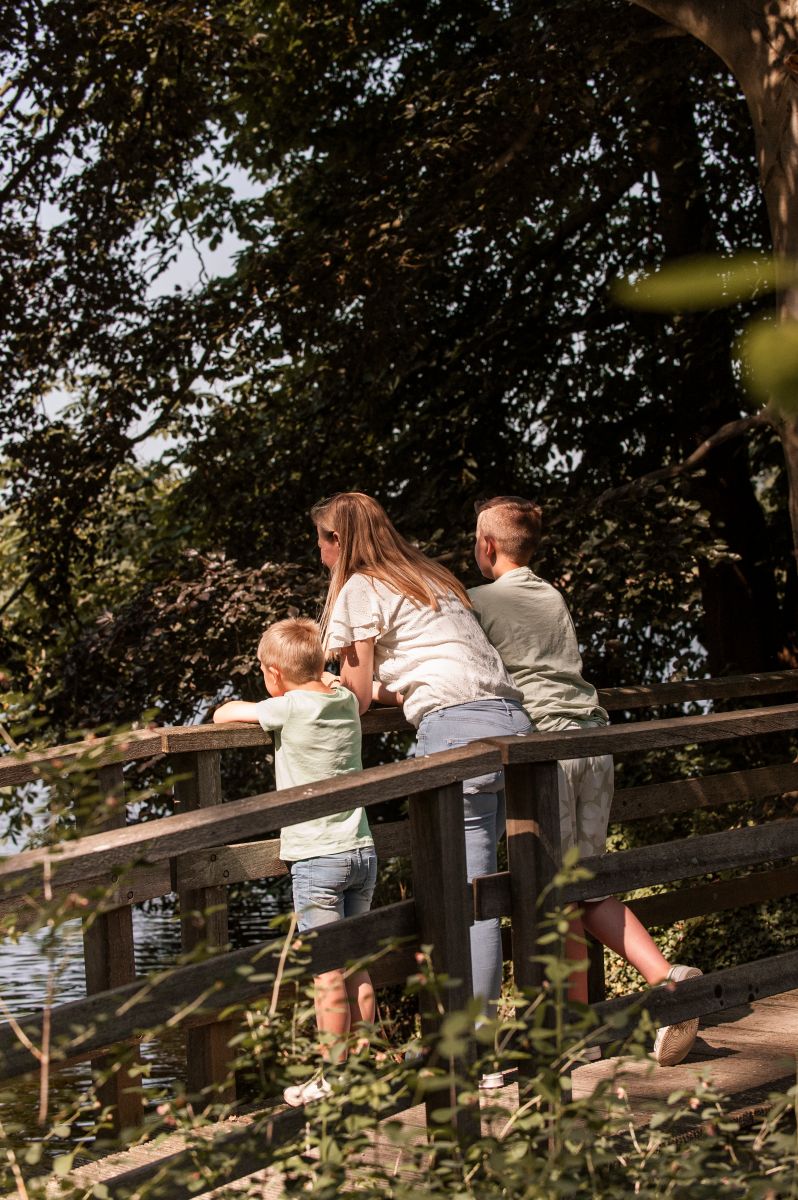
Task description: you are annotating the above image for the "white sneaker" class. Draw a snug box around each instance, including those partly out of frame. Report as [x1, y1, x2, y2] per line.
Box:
[479, 1070, 507, 1090]
[283, 1072, 332, 1107]
[652, 965, 702, 1066]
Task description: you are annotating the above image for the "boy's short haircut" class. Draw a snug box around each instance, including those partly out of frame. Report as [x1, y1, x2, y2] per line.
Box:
[257, 617, 326, 683]
[475, 495, 543, 564]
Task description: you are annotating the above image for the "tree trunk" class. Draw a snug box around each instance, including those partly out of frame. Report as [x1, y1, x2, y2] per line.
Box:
[629, 0, 798, 564]
[638, 62, 784, 672]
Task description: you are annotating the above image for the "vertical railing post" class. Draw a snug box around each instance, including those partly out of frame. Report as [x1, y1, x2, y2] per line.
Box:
[82, 763, 144, 1134]
[504, 759, 562, 994]
[173, 750, 236, 1104]
[409, 781, 479, 1142]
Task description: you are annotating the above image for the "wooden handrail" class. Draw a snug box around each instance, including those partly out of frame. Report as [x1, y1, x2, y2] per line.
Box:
[2, 668, 796, 786]
[0, 900, 420, 1080]
[489, 701, 798, 763]
[474, 816, 798, 919]
[0, 743, 503, 896]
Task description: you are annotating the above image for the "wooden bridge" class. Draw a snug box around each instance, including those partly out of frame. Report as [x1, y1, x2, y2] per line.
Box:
[1, 669, 798, 1196]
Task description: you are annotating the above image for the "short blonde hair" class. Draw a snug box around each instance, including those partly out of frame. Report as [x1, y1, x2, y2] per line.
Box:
[476, 496, 543, 564]
[257, 617, 325, 683]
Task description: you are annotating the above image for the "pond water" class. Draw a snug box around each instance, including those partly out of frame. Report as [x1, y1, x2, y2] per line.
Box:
[0, 883, 292, 1167]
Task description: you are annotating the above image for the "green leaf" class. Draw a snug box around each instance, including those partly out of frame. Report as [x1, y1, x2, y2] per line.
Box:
[613, 253, 798, 312]
[738, 316, 798, 413]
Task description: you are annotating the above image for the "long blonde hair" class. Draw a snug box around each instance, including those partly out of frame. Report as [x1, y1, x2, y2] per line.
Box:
[311, 492, 470, 645]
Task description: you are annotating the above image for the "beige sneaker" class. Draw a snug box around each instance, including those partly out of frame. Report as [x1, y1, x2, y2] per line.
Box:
[283, 1072, 332, 1107]
[652, 965, 702, 1066]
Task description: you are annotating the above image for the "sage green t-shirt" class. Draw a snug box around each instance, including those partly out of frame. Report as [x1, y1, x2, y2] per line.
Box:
[255, 683, 373, 862]
[468, 568, 608, 732]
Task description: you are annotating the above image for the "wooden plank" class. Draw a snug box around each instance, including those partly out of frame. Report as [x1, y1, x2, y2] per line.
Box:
[628, 863, 798, 927]
[100, 1089, 422, 1200]
[564, 817, 798, 903]
[490, 702, 798, 765]
[409, 783, 478, 1142]
[172, 820, 411, 892]
[81, 764, 143, 1134]
[599, 669, 798, 711]
[0, 899, 420, 1080]
[0, 863, 173, 929]
[504, 761, 562, 993]
[474, 818, 798, 917]
[360, 708, 412, 736]
[0, 744, 503, 898]
[592, 949, 798, 1039]
[173, 751, 236, 1105]
[0, 732, 163, 787]
[3, 667, 794, 786]
[160, 725, 271, 754]
[612, 763, 798, 823]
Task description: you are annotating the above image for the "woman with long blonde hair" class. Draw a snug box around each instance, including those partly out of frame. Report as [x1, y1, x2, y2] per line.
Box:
[311, 492, 531, 1029]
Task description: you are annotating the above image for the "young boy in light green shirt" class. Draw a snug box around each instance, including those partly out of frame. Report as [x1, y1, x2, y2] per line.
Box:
[468, 496, 702, 1067]
[213, 617, 376, 1104]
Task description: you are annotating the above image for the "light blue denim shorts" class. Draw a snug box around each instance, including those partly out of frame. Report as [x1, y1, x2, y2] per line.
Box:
[290, 847, 378, 932]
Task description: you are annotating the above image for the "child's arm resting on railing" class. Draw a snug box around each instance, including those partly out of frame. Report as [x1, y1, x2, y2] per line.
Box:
[212, 701, 262, 724]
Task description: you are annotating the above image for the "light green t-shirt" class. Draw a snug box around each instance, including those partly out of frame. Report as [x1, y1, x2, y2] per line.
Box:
[255, 683, 373, 862]
[468, 568, 608, 732]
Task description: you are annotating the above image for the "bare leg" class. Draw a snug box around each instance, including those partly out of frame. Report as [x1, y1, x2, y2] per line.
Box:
[565, 910, 590, 1005]
[346, 968, 375, 1053]
[581, 897, 670, 985]
[314, 968, 350, 1064]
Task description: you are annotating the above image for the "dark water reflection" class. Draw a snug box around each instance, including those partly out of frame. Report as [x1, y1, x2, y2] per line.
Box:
[0, 879, 292, 1166]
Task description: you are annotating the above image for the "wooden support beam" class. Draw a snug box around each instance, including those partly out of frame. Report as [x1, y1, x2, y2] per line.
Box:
[173, 751, 236, 1105]
[81, 764, 143, 1134]
[409, 783, 478, 1143]
[504, 760, 562, 993]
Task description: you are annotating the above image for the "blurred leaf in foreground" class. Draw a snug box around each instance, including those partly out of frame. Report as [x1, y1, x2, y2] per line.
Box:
[738, 317, 798, 414]
[614, 253, 798, 311]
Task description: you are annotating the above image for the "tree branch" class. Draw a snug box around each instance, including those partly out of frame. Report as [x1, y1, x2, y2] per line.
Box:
[596, 410, 773, 507]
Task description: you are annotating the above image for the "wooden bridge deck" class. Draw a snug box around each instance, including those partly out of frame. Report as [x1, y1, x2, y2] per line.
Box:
[62, 987, 798, 1198]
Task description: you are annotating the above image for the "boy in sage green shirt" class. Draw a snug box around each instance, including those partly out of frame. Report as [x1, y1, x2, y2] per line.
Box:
[213, 617, 376, 1105]
[468, 496, 702, 1068]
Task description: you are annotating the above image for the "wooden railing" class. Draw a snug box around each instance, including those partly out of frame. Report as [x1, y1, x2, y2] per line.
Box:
[1, 669, 798, 1193]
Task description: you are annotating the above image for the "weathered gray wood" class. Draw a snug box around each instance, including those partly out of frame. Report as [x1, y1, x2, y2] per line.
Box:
[101, 1087, 421, 1200]
[360, 708, 412, 736]
[81, 764, 143, 1134]
[629, 863, 798, 926]
[490, 702, 798, 765]
[611, 762, 798, 823]
[0, 899, 419, 1080]
[564, 816, 798, 903]
[599, 669, 798, 711]
[0, 745, 502, 899]
[0, 863, 173, 928]
[173, 751, 235, 1104]
[409, 783, 477, 1141]
[0, 731, 163, 787]
[504, 761, 562, 993]
[474, 816, 798, 918]
[172, 820, 411, 892]
[2, 667, 794, 786]
[592, 949, 798, 1039]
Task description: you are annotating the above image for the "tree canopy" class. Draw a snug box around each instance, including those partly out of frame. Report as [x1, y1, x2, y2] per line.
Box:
[0, 0, 794, 737]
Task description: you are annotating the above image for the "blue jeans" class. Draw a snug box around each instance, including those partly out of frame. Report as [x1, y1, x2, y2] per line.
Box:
[415, 698, 532, 1012]
[291, 847, 378, 932]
